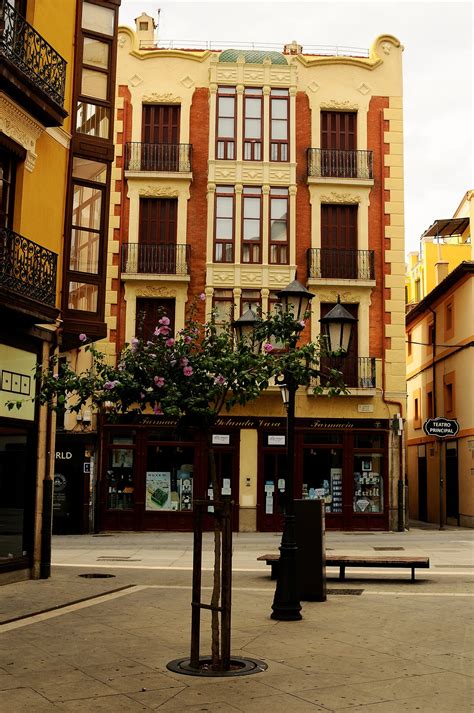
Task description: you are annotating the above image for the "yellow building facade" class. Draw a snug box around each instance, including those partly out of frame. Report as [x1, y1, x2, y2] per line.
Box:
[97, 17, 406, 532]
[406, 193, 473, 527]
[0, 0, 120, 583]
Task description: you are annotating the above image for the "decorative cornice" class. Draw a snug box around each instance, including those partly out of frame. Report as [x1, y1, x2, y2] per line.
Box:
[0, 93, 44, 172]
[320, 99, 359, 110]
[320, 192, 361, 204]
[141, 92, 182, 103]
[138, 185, 179, 197]
[45, 126, 71, 149]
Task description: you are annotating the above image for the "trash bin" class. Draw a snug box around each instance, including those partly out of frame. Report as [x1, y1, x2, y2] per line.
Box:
[294, 499, 326, 601]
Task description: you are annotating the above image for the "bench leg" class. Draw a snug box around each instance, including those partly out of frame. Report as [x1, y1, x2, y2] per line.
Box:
[339, 565, 346, 581]
[411, 568, 415, 582]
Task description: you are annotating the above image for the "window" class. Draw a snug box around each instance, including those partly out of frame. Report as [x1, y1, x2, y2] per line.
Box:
[321, 204, 358, 278]
[413, 389, 422, 429]
[270, 89, 289, 161]
[321, 111, 357, 177]
[76, 2, 115, 139]
[139, 198, 177, 245]
[353, 454, 383, 513]
[427, 322, 435, 350]
[242, 186, 262, 263]
[0, 149, 16, 229]
[445, 299, 454, 339]
[415, 279, 421, 302]
[243, 87, 263, 160]
[214, 186, 234, 262]
[240, 290, 261, 315]
[407, 330, 413, 358]
[444, 373, 455, 416]
[427, 386, 433, 419]
[213, 289, 234, 333]
[145, 445, 194, 512]
[269, 187, 289, 264]
[136, 298, 175, 341]
[216, 87, 236, 160]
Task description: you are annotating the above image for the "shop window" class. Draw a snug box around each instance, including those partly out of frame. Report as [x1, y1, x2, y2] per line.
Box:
[270, 88, 289, 161]
[354, 433, 384, 449]
[146, 445, 194, 512]
[216, 86, 236, 160]
[214, 185, 234, 262]
[242, 186, 262, 264]
[302, 448, 343, 513]
[106, 446, 135, 509]
[353, 454, 383, 513]
[303, 432, 344, 445]
[269, 187, 289, 264]
[243, 87, 263, 160]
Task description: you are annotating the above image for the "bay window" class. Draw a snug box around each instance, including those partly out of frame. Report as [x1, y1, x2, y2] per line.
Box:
[214, 186, 234, 262]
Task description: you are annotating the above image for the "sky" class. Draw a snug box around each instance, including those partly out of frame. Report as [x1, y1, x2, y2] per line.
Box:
[118, 0, 473, 256]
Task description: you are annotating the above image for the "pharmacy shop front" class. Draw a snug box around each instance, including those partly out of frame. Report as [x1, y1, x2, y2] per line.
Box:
[99, 418, 390, 532]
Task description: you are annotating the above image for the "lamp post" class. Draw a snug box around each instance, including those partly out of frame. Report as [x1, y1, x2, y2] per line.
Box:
[271, 286, 356, 621]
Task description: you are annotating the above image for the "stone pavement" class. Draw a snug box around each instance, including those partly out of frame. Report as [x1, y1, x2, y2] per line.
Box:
[0, 526, 473, 712]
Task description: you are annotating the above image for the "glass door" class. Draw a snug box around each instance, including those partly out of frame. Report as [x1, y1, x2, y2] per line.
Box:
[301, 447, 343, 516]
[258, 450, 287, 531]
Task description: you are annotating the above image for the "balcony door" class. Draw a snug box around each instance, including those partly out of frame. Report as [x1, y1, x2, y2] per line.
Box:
[136, 298, 175, 342]
[138, 198, 177, 274]
[320, 301, 359, 387]
[321, 204, 358, 278]
[142, 104, 180, 170]
[321, 111, 356, 177]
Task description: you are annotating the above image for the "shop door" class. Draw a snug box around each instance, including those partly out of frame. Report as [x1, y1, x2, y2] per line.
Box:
[258, 451, 287, 531]
[142, 104, 180, 170]
[445, 443, 459, 524]
[0, 430, 32, 564]
[300, 447, 344, 527]
[418, 456, 427, 521]
[53, 444, 87, 534]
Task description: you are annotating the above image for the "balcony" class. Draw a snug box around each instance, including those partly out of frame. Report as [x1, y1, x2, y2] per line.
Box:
[121, 243, 190, 277]
[307, 248, 375, 281]
[0, 0, 67, 126]
[320, 357, 377, 390]
[0, 227, 58, 321]
[307, 148, 373, 180]
[125, 142, 193, 173]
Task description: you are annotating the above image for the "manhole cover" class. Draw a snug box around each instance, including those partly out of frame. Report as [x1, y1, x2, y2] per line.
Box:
[167, 656, 267, 677]
[327, 589, 364, 596]
[78, 573, 116, 579]
[373, 547, 405, 551]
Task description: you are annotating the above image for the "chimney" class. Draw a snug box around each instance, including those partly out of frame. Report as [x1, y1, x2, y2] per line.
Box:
[135, 12, 156, 47]
[283, 40, 303, 55]
[435, 261, 449, 285]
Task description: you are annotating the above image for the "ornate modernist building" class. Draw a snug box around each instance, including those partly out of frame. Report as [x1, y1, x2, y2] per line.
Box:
[0, 0, 120, 583]
[95, 15, 406, 533]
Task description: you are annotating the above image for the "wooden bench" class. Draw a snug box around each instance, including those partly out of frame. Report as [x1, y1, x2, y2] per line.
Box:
[257, 553, 430, 582]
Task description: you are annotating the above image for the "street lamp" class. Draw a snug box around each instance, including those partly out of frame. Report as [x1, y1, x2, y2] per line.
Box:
[271, 286, 355, 621]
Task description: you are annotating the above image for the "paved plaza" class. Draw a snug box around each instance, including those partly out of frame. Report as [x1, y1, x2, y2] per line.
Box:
[0, 525, 473, 711]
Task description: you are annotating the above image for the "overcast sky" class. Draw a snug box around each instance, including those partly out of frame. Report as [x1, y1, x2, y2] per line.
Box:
[119, 0, 473, 255]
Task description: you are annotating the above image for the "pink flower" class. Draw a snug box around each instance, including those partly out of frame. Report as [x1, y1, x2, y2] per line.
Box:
[140, 392, 146, 400]
[299, 320, 306, 328]
[199, 293, 206, 301]
[154, 325, 170, 336]
[130, 337, 139, 350]
[264, 343, 274, 353]
[184, 335, 192, 344]
[153, 404, 163, 415]
[154, 376, 165, 387]
[53, 374, 59, 380]
[159, 316, 170, 326]
[79, 333, 87, 342]
[214, 374, 226, 386]
[183, 366, 193, 377]
[180, 357, 189, 367]
[166, 338, 175, 347]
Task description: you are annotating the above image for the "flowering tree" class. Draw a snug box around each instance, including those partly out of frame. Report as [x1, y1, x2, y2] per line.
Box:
[7, 296, 347, 670]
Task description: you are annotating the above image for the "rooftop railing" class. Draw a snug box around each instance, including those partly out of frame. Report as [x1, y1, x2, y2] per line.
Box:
[137, 38, 370, 57]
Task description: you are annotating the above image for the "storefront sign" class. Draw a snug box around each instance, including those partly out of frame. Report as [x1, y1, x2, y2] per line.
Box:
[212, 434, 230, 445]
[0, 345, 36, 421]
[56, 451, 73, 460]
[268, 435, 285, 446]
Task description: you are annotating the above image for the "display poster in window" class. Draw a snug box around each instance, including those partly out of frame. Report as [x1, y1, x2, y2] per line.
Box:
[330, 468, 343, 513]
[146, 471, 171, 510]
[178, 471, 193, 511]
[112, 449, 134, 468]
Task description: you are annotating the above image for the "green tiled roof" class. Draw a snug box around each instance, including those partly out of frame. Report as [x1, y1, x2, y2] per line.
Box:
[219, 49, 288, 65]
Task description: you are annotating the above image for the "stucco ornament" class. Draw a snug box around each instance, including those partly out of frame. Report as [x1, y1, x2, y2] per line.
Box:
[382, 42, 392, 55]
[320, 99, 359, 110]
[0, 95, 43, 172]
[141, 93, 182, 103]
[320, 192, 361, 204]
[138, 185, 179, 198]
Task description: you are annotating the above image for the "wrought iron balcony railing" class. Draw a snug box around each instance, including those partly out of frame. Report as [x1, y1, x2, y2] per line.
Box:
[307, 248, 375, 280]
[0, 227, 57, 306]
[0, 0, 66, 107]
[125, 142, 193, 172]
[121, 243, 190, 275]
[307, 148, 373, 179]
[319, 356, 377, 389]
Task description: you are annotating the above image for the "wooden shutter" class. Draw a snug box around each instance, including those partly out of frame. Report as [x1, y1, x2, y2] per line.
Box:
[321, 112, 356, 150]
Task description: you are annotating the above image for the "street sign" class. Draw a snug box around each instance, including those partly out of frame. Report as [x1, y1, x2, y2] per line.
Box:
[423, 417, 459, 438]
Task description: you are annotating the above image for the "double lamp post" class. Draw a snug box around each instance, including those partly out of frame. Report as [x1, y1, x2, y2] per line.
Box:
[234, 280, 357, 621]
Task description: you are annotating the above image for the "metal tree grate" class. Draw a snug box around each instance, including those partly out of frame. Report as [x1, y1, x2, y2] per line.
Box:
[327, 588, 364, 595]
[373, 547, 405, 551]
